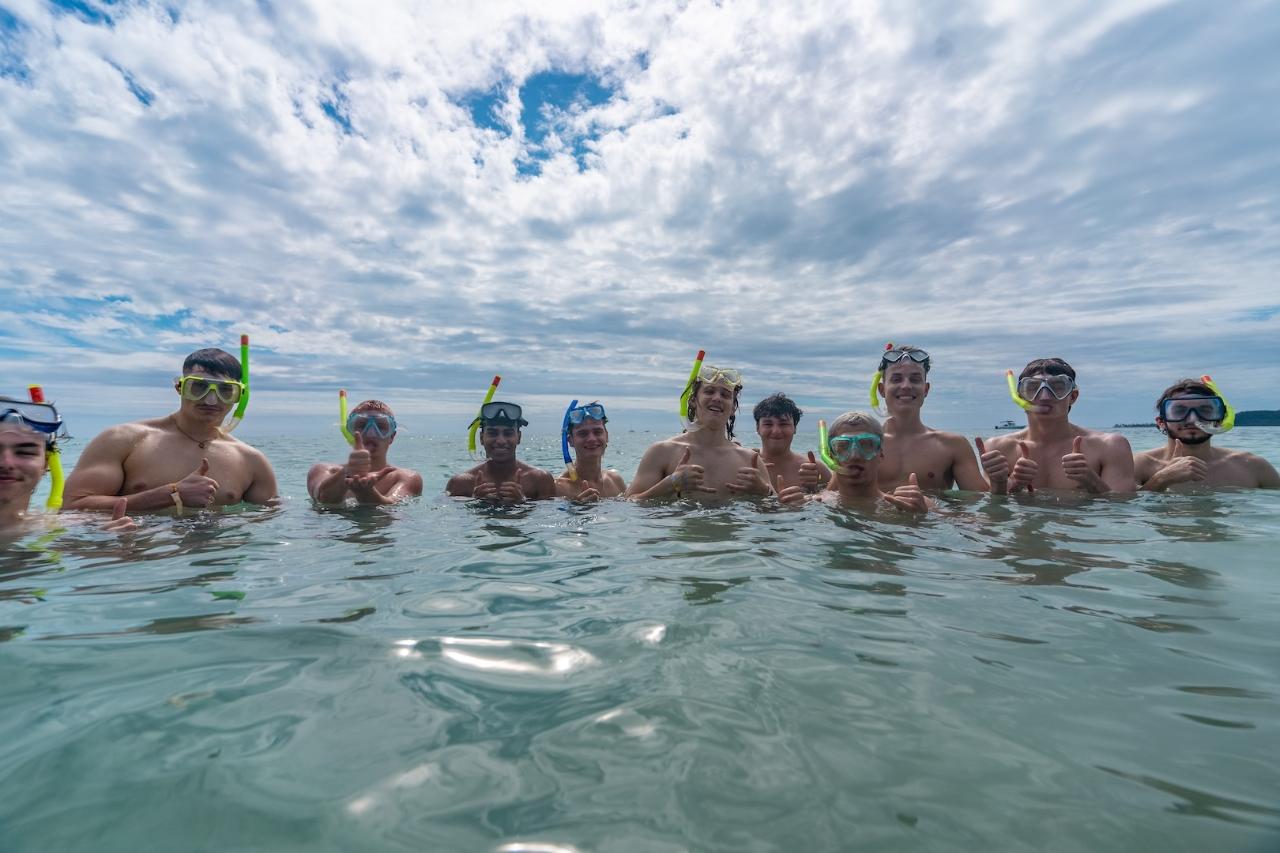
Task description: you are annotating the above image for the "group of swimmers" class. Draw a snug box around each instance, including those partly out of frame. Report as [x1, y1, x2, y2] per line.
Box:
[2, 340, 1276, 536]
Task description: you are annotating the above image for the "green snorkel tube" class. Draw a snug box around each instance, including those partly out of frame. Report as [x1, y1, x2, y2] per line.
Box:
[816, 419, 838, 471]
[339, 389, 355, 446]
[26, 385, 64, 510]
[869, 342, 892, 416]
[1005, 369, 1034, 412]
[468, 375, 502, 454]
[1199, 375, 1236, 433]
[678, 350, 706, 428]
[225, 334, 251, 432]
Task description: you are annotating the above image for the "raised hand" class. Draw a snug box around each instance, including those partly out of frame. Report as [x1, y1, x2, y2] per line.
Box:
[1156, 455, 1209, 486]
[884, 472, 930, 513]
[1061, 435, 1105, 492]
[178, 457, 219, 507]
[1008, 441, 1038, 494]
[670, 447, 717, 496]
[346, 432, 371, 477]
[975, 437, 1010, 493]
[727, 449, 771, 495]
[798, 450, 824, 490]
[471, 468, 500, 501]
[573, 484, 601, 503]
[350, 467, 395, 505]
[103, 497, 138, 533]
[776, 473, 809, 506]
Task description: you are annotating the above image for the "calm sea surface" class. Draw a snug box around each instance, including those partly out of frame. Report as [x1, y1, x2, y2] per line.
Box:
[2, 427, 1279, 852]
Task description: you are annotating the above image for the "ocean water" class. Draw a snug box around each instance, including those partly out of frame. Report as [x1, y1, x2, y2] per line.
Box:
[2, 427, 1279, 853]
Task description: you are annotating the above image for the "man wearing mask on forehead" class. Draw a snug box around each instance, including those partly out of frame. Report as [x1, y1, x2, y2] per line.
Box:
[871, 344, 987, 491]
[628, 364, 774, 500]
[308, 400, 423, 505]
[976, 357, 1135, 495]
[1134, 378, 1279, 490]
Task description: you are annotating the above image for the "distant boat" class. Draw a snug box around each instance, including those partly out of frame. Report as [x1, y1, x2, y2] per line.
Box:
[994, 419, 1020, 430]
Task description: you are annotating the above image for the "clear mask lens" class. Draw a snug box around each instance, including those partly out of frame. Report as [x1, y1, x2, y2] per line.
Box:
[1017, 375, 1074, 401]
[829, 433, 881, 462]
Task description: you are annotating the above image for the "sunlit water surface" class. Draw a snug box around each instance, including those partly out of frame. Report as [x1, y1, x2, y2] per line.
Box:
[2, 428, 1279, 852]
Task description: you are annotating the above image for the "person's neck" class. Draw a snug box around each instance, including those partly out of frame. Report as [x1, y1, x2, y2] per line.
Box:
[1027, 414, 1075, 442]
[885, 408, 925, 433]
[370, 450, 390, 469]
[760, 443, 793, 465]
[171, 411, 223, 443]
[0, 496, 30, 529]
[1168, 437, 1213, 459]
[573, 454, 604, 480]
[688, 421, 731, 445]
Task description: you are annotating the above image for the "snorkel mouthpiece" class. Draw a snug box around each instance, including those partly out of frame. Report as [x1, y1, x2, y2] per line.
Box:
[816, 420, 838, 471]
[225, 334, 250, 432]
[26, 385, 63, 510]
[1198, 375, 1235, 433]
[339, 389, 355, 446]
[561, 399, 579, 481]
[468, 375, 502, 454]
[679, 350, 706, 427]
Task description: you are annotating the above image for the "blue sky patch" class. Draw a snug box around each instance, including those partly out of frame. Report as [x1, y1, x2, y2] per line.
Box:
[109, 61, 153, 106]
[48, 0, 116, 27]
[460, 85, 507, 133]
[320, 85, 355, 136]
[515, 70, 615, 175]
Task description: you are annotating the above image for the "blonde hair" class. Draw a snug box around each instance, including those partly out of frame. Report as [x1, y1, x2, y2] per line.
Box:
[829, 410, 882, 437]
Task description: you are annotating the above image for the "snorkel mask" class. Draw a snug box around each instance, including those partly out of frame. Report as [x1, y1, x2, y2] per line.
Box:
[467, 375, 502, 456]
[1158, 376, 1235, 435]
[869, 342, 930, 416]
[1005, 369, 1074, 414]
[561, 401, 608, 480]
[3, 387, 66, 510]
[175, 335, 250, 431]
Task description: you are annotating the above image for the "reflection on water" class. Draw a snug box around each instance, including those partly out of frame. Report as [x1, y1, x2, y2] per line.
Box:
[1, 432, 1279, 851]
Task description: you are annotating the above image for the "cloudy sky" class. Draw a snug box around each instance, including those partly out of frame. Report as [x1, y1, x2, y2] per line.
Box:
[2, 0, 1278, 437]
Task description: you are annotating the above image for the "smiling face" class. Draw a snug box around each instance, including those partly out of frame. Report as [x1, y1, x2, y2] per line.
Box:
[756, 415, 796, 454]
[880, 360, 929, 413]
[691, 381, 739, 436]
[568, 418, 608, 460]
[0, 425, 46, 509]
[480, 423, 521, 463]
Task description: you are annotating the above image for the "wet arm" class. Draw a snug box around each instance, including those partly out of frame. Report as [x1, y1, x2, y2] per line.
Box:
[243, 452, 280, 504]
[446, 473, 475, 497]
[308, 463, 349, 503]
[950, 436, 989, 492]
[625, 446, 677, 499]
[63, 428, 170, 512]
[1098, 436, 1137, 494]
[1253, 456, 1280, 489]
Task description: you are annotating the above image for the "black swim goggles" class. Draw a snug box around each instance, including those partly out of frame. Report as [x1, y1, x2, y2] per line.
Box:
[0, 397, 63, 436]
[473, 401, 528, 427]
[1159, 396, 1226, 423]
[879, 348, 930, 370]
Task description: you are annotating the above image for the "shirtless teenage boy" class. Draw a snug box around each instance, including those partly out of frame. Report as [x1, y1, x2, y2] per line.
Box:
[753, 393, 830, 492]
[308, 400, 424, 505]
[874, 345, 987, 491]
[1135, 378, 1279, 490]
[976, 357, 1135, 495]
[446, 401, 557, 503]
[64, 348, 278, 512]
[555, 402, 626, 500]
[777, 411, 930, 513]
[627, 365, 773, 500]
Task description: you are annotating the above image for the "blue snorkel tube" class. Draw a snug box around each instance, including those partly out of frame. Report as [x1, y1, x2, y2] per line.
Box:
[561, 398, 579, 481]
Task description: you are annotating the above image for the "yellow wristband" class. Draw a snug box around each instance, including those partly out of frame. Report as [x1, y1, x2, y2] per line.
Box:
[169, 483, 183, 516]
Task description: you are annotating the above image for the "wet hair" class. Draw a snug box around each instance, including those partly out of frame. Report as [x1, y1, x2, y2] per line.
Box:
[353, 399, 394, 416]
[753, 393, 803, 426]
[182, 348, 241, 381]
[879, 344, 931, 375]
[1154, 379, 1216, 416]
[1018, 357, 1075, 382]
[829, 410, 883, 438]
[687, 379, 741, 439]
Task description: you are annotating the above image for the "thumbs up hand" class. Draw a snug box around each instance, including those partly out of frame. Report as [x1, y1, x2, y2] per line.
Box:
[103, 496, 138, 533]
[727, 449, 772, 495]
[1061, 435, 1103, 491]
[884, 472, 930, 513]
[346, 432, 371, 477]
[178, 457, 219, 507]
[975, 437, 1010, 493]
[670, 446, 715, 496]
[798, 450, 824, 490]
[777, 473, 810, 506]
[1008, 441, 1038, 494]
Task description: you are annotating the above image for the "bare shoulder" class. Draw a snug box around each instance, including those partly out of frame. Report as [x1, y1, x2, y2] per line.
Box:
[984, 430, 1026, 452]
[934, 429, 975, 452]
[1089, 429, 1133, 453]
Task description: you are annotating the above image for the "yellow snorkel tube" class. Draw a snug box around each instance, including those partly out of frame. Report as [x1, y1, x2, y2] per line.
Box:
[1005, 369, 1034, 411]
[869, 342, 891, 416]
[339, 389, 355, 446]
[26, 385, 64, 510]
[816, 419, 838, 470]
[225, 334, 251, 432]
[678, 350, 706, 428]
[1199, 375, 1236, 432]
[468, 375, 502, 453]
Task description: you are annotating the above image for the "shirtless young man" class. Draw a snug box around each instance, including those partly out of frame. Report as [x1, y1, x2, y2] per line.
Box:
[63, 348, 278, 512]
[873, 345, 987, 491]
[446, 401, 556, 503]
[753, 393, 830, 492]
[2, 396, 134, 534]
[1134, 378, 1279, 490]
[777, 411, 930, 513]
[976, 357, 1135, 495]
[627, 365, 773, 500]
[308, 400, 424, 505]
[555, 402, 626, 500]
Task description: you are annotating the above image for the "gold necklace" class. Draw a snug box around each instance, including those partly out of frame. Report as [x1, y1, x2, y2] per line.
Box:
[171, 417, 220, 449]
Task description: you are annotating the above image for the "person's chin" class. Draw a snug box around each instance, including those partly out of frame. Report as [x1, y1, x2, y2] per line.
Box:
[1176, 432, 1211, 446]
